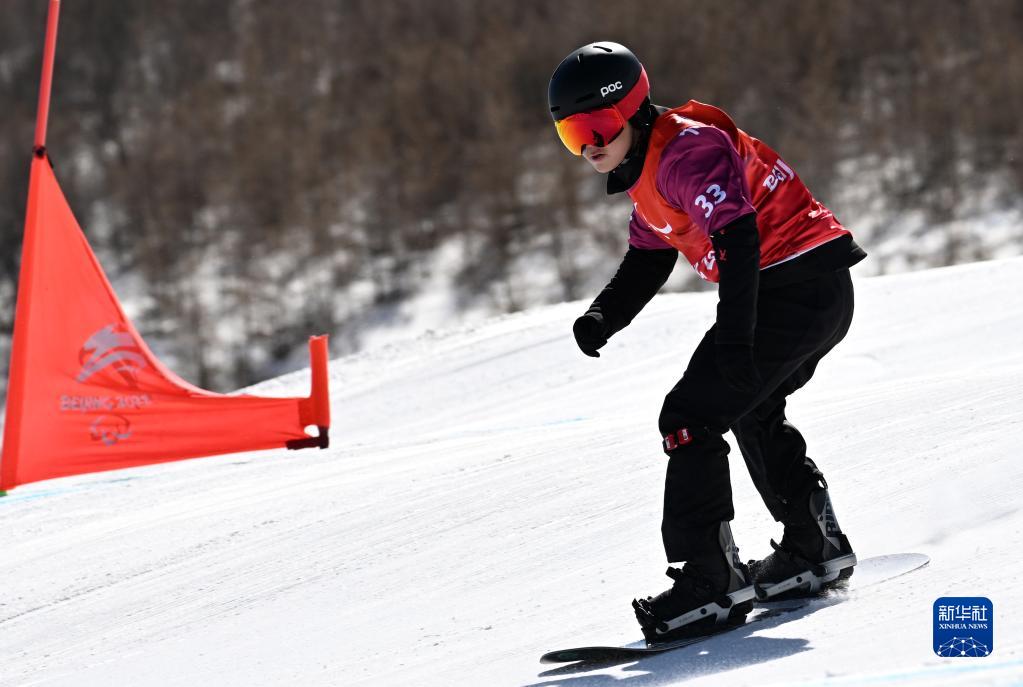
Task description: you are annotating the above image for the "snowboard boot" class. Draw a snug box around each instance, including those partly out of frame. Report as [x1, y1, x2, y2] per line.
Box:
[632, 522, 756, 644]
[748, 484, 857, 601]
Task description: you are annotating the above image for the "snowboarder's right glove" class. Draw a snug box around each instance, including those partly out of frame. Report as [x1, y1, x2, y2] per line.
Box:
[573, 311, 608, 358]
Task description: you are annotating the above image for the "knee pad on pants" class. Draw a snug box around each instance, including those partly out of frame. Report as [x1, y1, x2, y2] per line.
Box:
[658, 402, 713, 455]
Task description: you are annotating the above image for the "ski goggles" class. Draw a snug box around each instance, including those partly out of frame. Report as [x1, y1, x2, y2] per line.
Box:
[555, 107, 628, 156]
[553, 67, 650, 155]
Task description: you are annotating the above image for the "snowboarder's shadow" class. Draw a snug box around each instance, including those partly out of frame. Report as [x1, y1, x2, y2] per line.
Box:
[526, 596, 837, 686]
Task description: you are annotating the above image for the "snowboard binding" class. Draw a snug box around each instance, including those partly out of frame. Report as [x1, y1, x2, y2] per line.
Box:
[632, 522, 757, 643]
[750, 539, 857, 601]
[749, 486, 858, 601]
[633, 582, 756, 643]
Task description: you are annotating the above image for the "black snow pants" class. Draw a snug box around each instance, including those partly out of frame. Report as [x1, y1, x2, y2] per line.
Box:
[659, 268, 855, 563]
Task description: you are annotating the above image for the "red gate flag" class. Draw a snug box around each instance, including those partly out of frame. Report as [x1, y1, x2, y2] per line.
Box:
[1, 0, 330, 494]
[0, 155, 331, 493]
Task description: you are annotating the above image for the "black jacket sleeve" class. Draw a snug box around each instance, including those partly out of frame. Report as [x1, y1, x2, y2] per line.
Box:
[710, 213, 761, 346]
[587, 246, 677, 336]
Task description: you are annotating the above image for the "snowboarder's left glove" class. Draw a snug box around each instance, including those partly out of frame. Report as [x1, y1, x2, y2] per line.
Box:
[716, 343, 761, 394]
[573, 311, 608, 358]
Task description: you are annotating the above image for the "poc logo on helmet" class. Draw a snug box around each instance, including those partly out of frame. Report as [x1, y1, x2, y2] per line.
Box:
[600, 81, 623, 98]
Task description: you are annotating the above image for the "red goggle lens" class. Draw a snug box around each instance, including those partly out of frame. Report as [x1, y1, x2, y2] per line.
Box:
[554, 107, 626, 155]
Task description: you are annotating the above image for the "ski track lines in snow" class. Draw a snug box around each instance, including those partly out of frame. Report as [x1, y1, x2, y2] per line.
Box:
[3, 256, 1023, 687]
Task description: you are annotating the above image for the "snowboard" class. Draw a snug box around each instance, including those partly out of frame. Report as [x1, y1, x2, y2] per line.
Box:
[539, 553, 929, 664]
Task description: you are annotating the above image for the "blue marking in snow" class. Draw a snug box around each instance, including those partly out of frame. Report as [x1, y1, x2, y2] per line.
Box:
[0, 475, 151, 504]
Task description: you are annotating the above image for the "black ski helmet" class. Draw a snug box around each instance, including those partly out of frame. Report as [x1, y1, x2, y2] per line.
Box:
[548, 42, 649, 122]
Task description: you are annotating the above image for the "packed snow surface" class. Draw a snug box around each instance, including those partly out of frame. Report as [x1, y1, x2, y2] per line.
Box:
[3, 257, 1023, 686]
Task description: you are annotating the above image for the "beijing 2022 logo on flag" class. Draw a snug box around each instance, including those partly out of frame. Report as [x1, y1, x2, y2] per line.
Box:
[933, 597, 993, 657]
[77, 324, 148, 388]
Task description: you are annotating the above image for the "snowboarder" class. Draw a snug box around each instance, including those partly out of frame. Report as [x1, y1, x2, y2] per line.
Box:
[548, 42, 865, 643]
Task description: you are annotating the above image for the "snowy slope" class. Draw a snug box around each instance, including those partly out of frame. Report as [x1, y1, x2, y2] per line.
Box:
[3, 257, 1023, 687]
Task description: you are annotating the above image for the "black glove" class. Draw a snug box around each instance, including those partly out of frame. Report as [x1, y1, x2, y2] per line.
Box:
[573, 312, 608, 358]
[716, 343, 762, 394]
